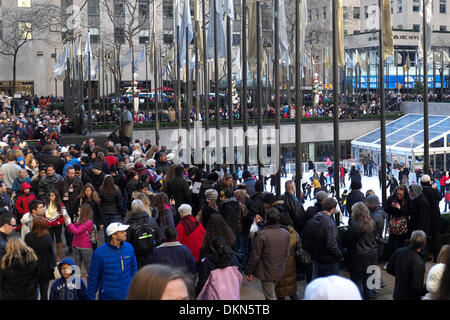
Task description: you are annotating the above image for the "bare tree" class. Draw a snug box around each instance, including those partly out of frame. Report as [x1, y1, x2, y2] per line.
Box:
[0, 3, 61, 95]
[101, 0, 154, 94]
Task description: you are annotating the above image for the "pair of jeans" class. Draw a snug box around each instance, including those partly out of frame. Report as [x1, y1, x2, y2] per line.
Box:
[73, 247, 93, 275]
[313, 261, 340, 279]
[236, 233, 250, 269]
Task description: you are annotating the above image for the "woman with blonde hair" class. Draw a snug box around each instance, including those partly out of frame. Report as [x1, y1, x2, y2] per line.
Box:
[146, 145, 159, 160]
[0, 237, 39, 300]
[25, 154, 39, 179]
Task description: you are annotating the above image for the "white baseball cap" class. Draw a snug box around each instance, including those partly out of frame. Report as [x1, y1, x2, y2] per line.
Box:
[106, 223, 130, 236]
[166, 153, 175, 161]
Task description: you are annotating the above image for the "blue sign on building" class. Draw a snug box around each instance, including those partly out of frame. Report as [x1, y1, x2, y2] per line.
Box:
[348, 75, 448, 89]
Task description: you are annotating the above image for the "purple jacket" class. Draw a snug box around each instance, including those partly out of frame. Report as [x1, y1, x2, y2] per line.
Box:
[67, 220, 94, 249]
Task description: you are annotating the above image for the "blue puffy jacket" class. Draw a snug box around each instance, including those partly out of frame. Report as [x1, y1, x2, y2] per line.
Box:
[87, 242, 138, 300]
[62, 158, 81, 177]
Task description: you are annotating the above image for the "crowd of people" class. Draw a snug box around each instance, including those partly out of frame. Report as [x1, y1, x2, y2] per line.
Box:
[0, 102, 448, 301]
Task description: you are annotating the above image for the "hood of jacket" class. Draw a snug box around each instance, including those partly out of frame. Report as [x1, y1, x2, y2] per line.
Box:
[20, 182, 32, 193]
[57, 257, 76, 275]
[128, 210, 150, 224]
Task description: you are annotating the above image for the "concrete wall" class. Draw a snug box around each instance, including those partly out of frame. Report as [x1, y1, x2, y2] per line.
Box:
[401, 102, 450, 116]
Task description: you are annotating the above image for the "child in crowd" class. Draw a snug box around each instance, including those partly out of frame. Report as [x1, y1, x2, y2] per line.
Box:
[49, 258, 87, 300]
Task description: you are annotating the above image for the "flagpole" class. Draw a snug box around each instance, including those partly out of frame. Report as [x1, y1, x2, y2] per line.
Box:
[214, 0, 222, 168]
[242, 0, 249, 172]
[176, 25, 182, 154]
[155, 45, 160, 147]
[442, 46, 445, 101]
[145, 42, 149, 114]
[54, 47, 58, 99]
[379, 0, 387, 205]
[256, 0, 263, 181]
[186, 24, 192, 164]
[226, 4, 234, 174]
[366, 50, 370, 102]
[433, 51, 436, 97]
[102, 43, 106, 124]
[396, 49, 399, 95]
[332, 0, 341, 206]
[295, 0, 303, 199]
[423, 0, 430, 173]
[274, 0, 281, 197]
[202, 0, 210, 171]
[88, 41, 92, 134]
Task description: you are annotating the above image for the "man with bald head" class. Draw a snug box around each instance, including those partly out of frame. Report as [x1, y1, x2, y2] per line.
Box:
[420, 174, 442, 262]
[279, 180, 306, 233]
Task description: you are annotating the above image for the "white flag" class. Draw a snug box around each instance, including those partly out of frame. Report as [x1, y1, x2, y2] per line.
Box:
[120, 48, 133, 69]
[53, 42, 70, 79]
[274, 0, 290, 66]
[83, 33, 96, 81]
[179, 0, 194, 68]
[418, 0, 433, 59]
[206, 0, 227, 60]
[134, 47, 146, 73]
[224, 0, 234, 20]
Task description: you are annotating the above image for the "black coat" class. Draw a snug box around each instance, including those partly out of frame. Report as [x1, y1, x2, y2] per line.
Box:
[305, 201, 323, 222]
[409, 194, 430, 235]
[247, 192, 266, 219]
[100, 188, 124, 217]
[24, 233, 56, 282]
[302, 212, 343, 264]
[125, 180, 139, 210]
[125, 211, 162, 246]
[346, 190, 365, 223]
[279, 192, 306, 233]
[200, 204, 219, 230]
[41, 154, 64, 175]
[0, 254, 39, 300]
[343, 221, 378, 276]
[386, 246, 426, 300]
[220, 198, 241, 239]
[163, 176, 192, 209]
[369, 206, 387, 242]
[421, 185, 442, 232]
[90, 172, 105, 192]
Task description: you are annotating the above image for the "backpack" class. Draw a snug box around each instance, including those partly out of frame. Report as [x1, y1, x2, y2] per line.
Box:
[86, 225, 98, 245]
[197, 265, 242, 300]
[129, 223, 156, 256]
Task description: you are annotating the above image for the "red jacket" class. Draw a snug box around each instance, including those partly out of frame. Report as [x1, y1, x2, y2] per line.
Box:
[176, 215, 205, 262]
[105, 155, 118, 168]
[440, 176, 448, 188]
[340, 166, 345, 178]
[15, 183, 37, 216]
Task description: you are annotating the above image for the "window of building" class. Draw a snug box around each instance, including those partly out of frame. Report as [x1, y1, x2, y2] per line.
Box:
[114, 0, 125, 44]
[163, 29, 173, 44]
[89, 27, 100, 43]
[343, 6, 350, 19]
[18, 22, 32, 39]
[364, 6, 369, 18]
[440, 0, 447, 13]
[315, 8, 319, 19]
[323, 7, 327, 19]
[440, 25, 447, 31]
[0, 21, 2, 40]
[353, 7, 360, 19]
[163, 0, 173, 18]
[398, 0, 402, 13]
[114, 27, 125, 44]
[18, 0, 31, 7]
[391, 1, 394, 14]
[232, 33, 240, 46]
[308, 9, 312, 22]
[413, 24, 420, 31]
[139, 29, 149, 44]
[413, 0, 420, 11]
[139, 0, 150, 26]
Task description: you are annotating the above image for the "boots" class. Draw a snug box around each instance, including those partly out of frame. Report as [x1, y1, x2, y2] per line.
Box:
[56, 242, 63, 262]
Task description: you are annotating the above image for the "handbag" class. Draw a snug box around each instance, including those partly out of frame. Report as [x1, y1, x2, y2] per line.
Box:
[388, 216, 408, 236]
[294, 239, 311, 270]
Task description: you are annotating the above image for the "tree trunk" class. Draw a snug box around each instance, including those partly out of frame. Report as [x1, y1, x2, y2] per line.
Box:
[13, 52, 17, 97]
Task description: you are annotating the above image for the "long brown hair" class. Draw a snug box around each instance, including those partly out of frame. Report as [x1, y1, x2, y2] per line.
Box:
[152, 192, 169, 217]
[78, 183, 100, 203]
[436, 246, 450, 300]
[31, 216, 50, 237]
[162, 164, 177, 188]
[100, 175, 118, 194]
[78, 203, 94, 224]
[127, 264, 193, 300]
[146, 145, 159, 160]
[46, 191, 62, 212]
